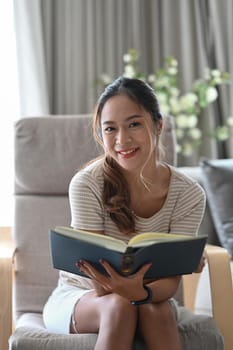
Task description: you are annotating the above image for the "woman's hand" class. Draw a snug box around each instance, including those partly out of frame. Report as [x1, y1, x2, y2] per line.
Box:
[91, 280, 111, 297]
[77, 259, 152, 301]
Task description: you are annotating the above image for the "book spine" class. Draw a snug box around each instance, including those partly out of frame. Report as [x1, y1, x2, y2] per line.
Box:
[121, 251, 135, 275]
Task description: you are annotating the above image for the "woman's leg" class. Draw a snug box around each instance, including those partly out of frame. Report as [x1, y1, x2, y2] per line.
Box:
[71, 291, 138, 350]
[138, 300, 182, 350]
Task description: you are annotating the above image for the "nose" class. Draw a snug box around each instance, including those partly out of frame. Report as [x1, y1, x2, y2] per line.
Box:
[116, 128, 131, 146]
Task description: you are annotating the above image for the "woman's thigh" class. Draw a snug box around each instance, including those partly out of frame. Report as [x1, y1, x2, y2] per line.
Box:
[73, 290, 102, 333]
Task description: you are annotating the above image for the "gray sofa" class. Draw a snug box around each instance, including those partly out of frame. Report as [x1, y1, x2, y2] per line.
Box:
[4, 114, 233, 349]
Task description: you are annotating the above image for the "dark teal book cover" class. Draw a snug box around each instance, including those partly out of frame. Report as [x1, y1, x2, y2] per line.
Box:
[49, 229, 207, 279]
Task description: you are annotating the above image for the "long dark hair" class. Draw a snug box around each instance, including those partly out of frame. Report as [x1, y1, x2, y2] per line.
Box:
[93, 77, 163, 234]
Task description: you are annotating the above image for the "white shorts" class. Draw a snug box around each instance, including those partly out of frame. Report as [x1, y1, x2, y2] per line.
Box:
[43, 282, 92, 334]
[43, 283, 179, 335]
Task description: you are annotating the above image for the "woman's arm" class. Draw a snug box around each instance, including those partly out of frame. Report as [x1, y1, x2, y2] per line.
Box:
[146, 276, 181, 303]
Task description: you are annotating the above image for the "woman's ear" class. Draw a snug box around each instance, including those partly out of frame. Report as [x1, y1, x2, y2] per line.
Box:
[157, 119, 163, 136]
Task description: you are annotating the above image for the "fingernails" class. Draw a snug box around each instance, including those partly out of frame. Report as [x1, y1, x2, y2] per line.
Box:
[76, 260, 84, 268]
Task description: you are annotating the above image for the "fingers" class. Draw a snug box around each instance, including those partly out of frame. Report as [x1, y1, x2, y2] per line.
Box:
[76, 259, 153, 297]
[77, 259, 117, 278]
[136, 262, 152, 277]
[76, 260, 113, 290]
[99, 259, 118, 278]
[76, 260, 97, 278]
[77, 259, 152, 280]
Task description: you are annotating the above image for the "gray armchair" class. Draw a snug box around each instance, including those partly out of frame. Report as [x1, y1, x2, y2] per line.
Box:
[1, 114, 232, 350]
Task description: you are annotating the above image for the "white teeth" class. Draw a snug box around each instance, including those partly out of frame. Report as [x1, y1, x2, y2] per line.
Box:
[119, 149, 135, 155]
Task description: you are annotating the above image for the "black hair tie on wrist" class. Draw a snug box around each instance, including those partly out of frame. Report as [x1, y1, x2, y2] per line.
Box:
[130, 285, 153, 305]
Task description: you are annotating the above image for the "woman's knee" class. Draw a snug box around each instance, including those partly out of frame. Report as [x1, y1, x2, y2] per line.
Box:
[139, 300, 176, 326]
[101, 294, 137, 325]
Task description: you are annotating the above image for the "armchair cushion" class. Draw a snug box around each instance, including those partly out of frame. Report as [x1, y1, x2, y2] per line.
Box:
[14, 115, 101, 194]
[200, 158, 233, 256]
[9, 308, 223, 350]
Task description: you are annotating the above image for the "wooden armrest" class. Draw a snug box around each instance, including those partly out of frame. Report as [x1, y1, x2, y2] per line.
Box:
[0, 227, 14, 350]
[183, 244, 233, 350]
[205, 244, 233, 350]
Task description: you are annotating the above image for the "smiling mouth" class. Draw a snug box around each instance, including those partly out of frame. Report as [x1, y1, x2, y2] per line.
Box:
[117, 148, 138, 157]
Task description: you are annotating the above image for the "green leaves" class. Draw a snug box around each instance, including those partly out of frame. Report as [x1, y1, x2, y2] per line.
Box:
[97, 49, 232, 157]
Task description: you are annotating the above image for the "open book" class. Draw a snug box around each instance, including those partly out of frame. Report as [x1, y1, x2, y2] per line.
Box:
[49, 226, 207, 279]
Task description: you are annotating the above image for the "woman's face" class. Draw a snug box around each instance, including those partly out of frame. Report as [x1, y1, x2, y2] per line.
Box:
[100, 94, 160, 174]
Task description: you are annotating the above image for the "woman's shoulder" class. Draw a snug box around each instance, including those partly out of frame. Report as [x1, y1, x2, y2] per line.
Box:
[168, 165, 205, 196]
[73, 157, 104, 179]
[169, 164, 198, 184]
[70, 157, 104, 189]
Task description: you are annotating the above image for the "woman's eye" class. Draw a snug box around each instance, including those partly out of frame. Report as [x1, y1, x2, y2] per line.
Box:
[104, 126, 115, 133]
[129, 122, 141, 128]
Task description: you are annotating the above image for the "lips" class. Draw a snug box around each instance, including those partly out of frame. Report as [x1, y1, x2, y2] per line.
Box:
[116, 147, 139, 158]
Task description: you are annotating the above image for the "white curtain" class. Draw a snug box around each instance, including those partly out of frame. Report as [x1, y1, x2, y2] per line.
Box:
[0, 0, 19, 226]
[13, 0, 233, 164]
[13, 0, 50, 115]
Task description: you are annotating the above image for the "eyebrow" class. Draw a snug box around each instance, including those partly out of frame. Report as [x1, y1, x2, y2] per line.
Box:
[102, 114, 143, 125]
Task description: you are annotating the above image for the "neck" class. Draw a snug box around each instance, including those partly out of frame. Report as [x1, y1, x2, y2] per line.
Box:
[123, 161, 162, 193]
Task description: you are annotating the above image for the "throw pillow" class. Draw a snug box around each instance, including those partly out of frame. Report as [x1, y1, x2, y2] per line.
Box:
[200, 158, 233, 257]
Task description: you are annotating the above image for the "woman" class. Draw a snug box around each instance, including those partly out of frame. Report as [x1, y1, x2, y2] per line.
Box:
[43, 77, 206, 350]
